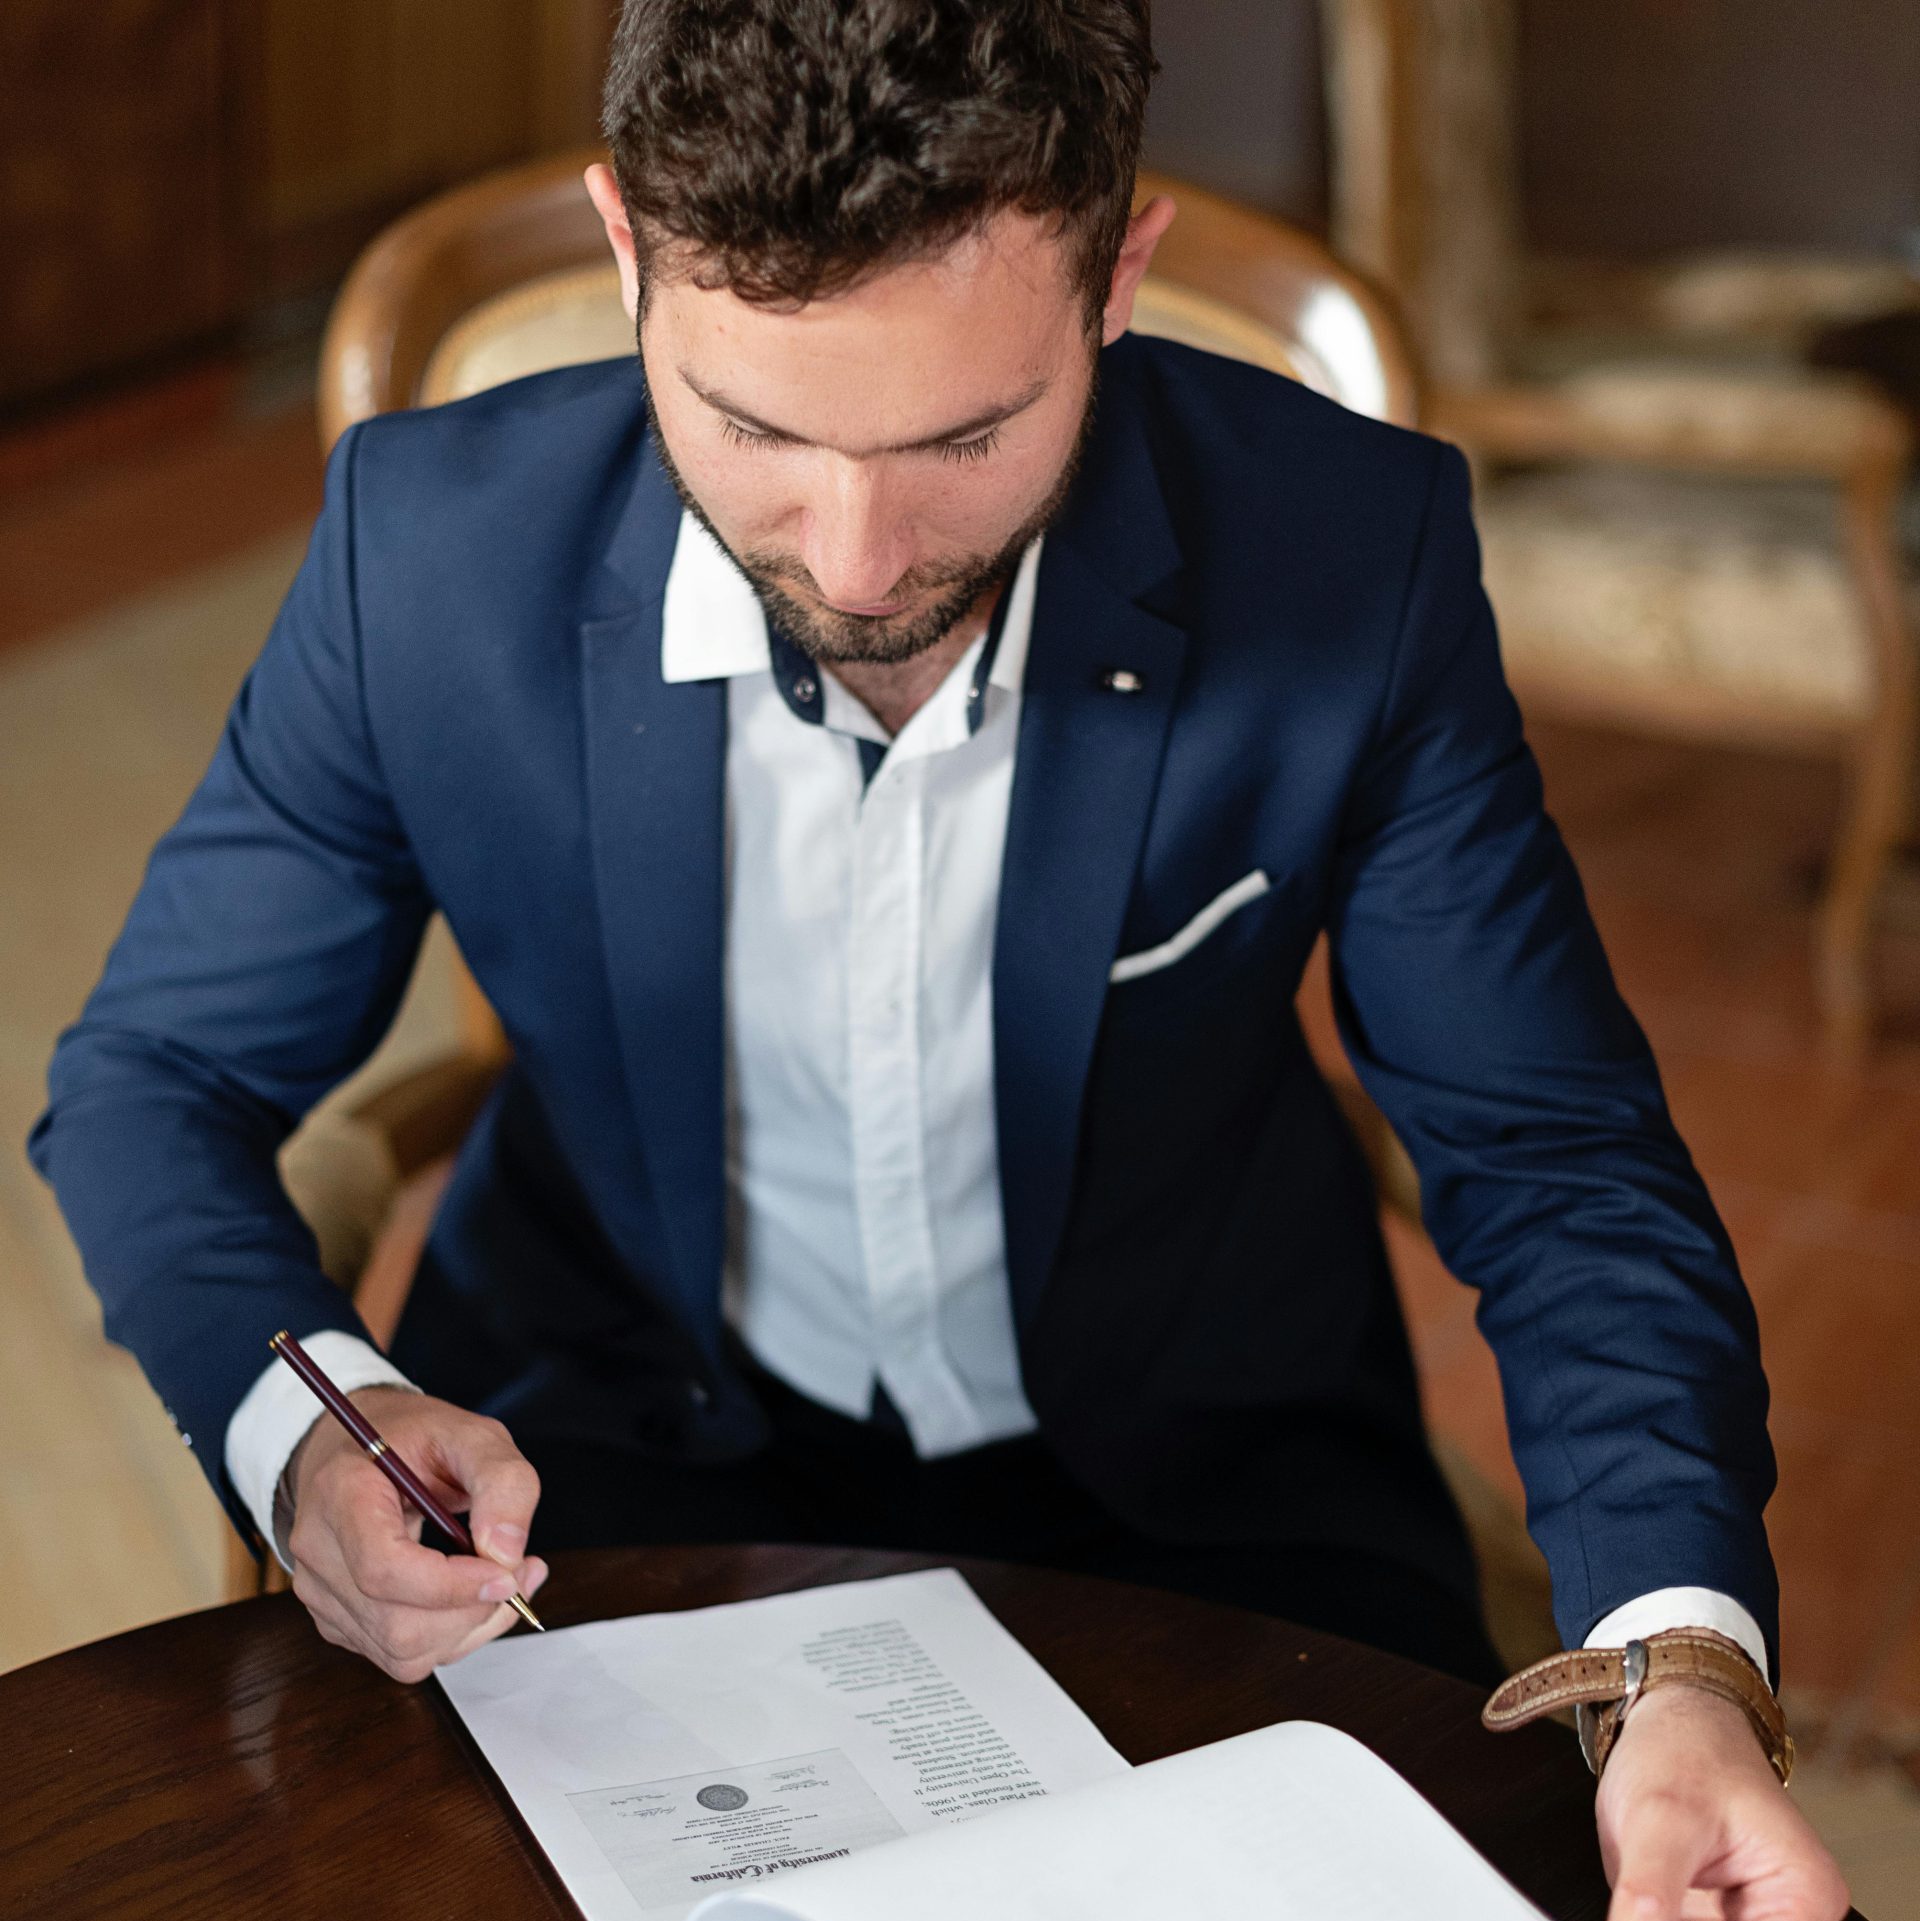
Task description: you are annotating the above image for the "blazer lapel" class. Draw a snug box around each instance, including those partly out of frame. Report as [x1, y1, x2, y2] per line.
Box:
[579, 435, 729, 1343]
[994, 345, 1189, 1333]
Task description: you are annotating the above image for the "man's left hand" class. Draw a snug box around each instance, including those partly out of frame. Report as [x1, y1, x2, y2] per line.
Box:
[1596, 1685, 1849, 1919]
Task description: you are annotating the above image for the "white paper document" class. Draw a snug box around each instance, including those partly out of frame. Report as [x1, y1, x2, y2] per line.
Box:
[437, 1568, 1129, 1919]
[690, 1718, 1548, 1921]
[438, 1567, 1546, 1921]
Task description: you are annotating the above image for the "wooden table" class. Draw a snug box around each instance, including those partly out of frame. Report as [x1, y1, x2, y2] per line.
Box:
[4, 1543, 1619, 1918]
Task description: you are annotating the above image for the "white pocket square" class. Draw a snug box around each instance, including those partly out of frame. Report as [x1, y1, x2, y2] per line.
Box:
[1109, 869, 1273, 983]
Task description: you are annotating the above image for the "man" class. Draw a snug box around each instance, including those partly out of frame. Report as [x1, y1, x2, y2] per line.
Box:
[32, 1, 1844, 1914]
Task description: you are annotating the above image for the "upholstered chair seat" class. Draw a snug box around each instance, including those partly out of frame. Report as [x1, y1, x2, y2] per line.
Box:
[1482, 462, 1907, 733]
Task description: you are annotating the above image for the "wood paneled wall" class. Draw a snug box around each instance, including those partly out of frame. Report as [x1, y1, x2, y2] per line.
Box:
[250, 0, 616, 302]
[0, 0, 617, 414]
[0, 1, 241, 412]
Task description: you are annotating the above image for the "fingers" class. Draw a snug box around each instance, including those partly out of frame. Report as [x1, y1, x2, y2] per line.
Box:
[1608, 1790, 1709, 1921]
[444, 1561, 552, 1666]
[294, 1562, 493, 1684]
[429, 1413, 542, 1568]
[285, 1395, 546, 1682]
[292, 1543, 551, 1683]
[291, 1494, 499, 1679]
[331, 1464, 518, 1610]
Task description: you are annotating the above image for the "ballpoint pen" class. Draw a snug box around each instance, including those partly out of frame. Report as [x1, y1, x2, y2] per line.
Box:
[268, 1329, 544, 1631]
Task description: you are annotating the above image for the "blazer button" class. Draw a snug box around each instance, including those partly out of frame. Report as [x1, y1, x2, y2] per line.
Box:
[688, 1380, 712, 1408]
[1100, 668, 1145, 694]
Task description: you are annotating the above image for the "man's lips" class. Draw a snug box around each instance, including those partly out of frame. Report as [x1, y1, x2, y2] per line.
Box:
[763, 572, 907, 617]
[822, 596, 907, 617]
[766, 571, 958, 618]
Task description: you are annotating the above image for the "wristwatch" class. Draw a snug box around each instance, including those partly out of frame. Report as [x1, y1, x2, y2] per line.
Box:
[1481, 1627, 1794, 1786]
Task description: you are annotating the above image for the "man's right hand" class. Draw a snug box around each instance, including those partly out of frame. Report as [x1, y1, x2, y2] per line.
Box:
[285, 1386, 548, 1683]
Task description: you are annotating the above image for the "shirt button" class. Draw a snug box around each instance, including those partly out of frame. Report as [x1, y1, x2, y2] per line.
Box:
[793, 675, 818, 704]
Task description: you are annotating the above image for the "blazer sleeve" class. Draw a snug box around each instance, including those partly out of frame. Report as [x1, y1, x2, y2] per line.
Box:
[27, 421, 434, 1542]
[1324, 439, 1780, 1670]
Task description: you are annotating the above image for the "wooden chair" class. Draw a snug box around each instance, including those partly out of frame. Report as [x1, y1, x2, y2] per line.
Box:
[240, 151, 1558, 1670]
[1322, 0, 1920, 1064]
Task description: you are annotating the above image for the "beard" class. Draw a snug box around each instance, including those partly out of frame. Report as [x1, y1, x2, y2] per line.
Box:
[644, 356, 1099, 666]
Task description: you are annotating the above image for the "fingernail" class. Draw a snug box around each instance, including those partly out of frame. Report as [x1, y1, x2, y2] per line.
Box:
[482, 1523, 528, 1562]
[524, 1559, 549, 1596]
[480, 1576, 514, 1603]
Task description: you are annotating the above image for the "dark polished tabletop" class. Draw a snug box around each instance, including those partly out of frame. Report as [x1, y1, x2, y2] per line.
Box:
[3, 1543, 1625, 1918]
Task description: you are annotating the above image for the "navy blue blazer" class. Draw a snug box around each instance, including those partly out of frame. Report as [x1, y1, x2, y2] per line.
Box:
[30, 334, 1778, 1663]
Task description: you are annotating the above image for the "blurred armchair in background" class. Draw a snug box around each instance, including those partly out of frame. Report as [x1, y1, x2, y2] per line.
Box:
[1323, 0, 1920, 1062]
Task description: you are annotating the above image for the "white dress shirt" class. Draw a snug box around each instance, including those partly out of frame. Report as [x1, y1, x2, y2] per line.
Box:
[224, 509, 1769, 1681]
[670, 512, 1044, 1451]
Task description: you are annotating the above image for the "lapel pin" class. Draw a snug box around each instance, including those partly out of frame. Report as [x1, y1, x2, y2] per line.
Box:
[1100, 668, 1146, 695]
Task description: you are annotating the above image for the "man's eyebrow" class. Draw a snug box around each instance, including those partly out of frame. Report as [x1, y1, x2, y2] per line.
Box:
[679, 369, 1050, 454]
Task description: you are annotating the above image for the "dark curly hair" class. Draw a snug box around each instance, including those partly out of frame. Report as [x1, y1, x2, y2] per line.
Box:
[601, 0, 1157, 323]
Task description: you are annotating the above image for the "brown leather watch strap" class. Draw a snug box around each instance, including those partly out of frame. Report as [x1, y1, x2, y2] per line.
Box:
[1482, 1628, 1794, 1786]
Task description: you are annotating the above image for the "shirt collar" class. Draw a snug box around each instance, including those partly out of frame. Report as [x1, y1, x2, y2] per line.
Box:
[660, 509, 1043, 722]
[659, 513, 772, 683]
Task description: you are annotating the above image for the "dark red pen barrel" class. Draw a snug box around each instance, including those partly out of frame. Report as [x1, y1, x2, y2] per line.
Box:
[374, 1447, 477, 1553]
[270, 1330, 481, 1558]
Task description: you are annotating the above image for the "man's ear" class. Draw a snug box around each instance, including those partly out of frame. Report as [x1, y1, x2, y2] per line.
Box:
[584, 163, 642, 322]
[1100, 194, 1178, 346]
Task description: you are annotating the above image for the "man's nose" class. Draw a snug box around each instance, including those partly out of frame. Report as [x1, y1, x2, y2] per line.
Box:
[799, 461, 912, 610]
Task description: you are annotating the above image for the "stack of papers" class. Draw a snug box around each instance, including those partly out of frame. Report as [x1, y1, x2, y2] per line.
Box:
[437, 1567, 1545, 1920]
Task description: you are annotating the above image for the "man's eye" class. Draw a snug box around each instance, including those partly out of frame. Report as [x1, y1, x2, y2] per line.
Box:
[939, 429, 1000, 465]
[718, 416, 785, 451]
[716, 415, 999, 463]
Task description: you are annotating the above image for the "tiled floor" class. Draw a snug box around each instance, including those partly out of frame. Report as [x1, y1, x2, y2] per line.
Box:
[5, 360, 1920, 1910]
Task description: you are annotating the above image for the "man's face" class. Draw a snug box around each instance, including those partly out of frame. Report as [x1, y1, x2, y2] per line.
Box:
[636, 210, 1100, 664]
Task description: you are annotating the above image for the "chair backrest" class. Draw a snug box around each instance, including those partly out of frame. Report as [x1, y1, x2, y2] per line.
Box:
[1130, 167, 1415, 423]
[319, 154, 614, 450]
[1320, 0, 1523, 389]
[321, 151, 1418, 445]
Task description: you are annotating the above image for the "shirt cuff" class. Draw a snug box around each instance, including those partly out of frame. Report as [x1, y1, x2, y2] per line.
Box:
[1584, 1587, 1770, 1688]
[224, 1330, 420, 1570]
